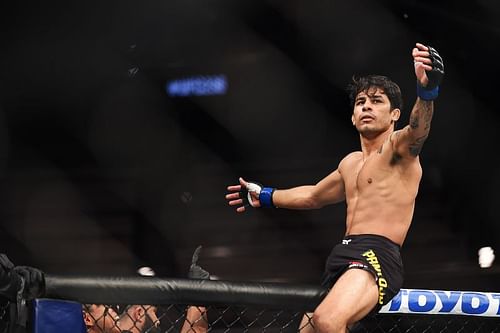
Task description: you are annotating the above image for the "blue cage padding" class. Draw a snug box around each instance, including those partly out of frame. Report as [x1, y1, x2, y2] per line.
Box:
[33, 298, 86, 333]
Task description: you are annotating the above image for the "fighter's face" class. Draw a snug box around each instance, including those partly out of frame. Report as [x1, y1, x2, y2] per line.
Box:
[86, 304, 121, 333]
[352, 88, 400, 137]
[118, 305, 160, 333]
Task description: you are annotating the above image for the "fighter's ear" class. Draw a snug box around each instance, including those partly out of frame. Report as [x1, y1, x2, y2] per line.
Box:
[83, 310, 94, 327]
[135, 306, 146, 321]
[391, 108, 401, 122]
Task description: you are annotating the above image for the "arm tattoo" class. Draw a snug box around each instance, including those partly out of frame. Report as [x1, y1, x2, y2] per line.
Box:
[422, 102, 433, 131]
[410, 100, 433, 129]
[409, 135, 427, 156]
[410, 113, 419, 129]
[408, 100, 433, 156]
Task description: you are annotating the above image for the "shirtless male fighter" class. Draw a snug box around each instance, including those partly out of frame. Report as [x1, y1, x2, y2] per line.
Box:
[225, 43, 444, 333]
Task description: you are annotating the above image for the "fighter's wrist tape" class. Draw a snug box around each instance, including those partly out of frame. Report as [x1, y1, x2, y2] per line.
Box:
[259, 187, 275, 208]
[417, 83, 439, 101]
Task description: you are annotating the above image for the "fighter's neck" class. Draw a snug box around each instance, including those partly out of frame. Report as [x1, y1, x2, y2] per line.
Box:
[359, 129, 393, 159]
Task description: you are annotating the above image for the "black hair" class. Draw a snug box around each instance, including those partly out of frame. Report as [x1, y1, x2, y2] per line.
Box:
[347, 75, 403, 111]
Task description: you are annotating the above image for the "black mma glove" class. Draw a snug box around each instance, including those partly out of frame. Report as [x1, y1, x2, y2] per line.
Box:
[12, 266, 45, 300]
[0, 254, 45, 332]
[417, 45, 445, 100]
[188, 246, 210, 280]
[425, 45, 444, 90]
[0, 255, 45, 302]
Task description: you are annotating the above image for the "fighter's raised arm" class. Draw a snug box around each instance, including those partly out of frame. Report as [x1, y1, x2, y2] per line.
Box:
[393, 43, 444, 158]
[225, 43, 443, 332]
[225, 162, 346, 213]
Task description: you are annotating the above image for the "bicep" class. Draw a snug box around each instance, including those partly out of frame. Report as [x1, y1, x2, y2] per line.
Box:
[392, 126, 428, 158]
[394, 99, 434, 157]
[312, 169, 345, 207]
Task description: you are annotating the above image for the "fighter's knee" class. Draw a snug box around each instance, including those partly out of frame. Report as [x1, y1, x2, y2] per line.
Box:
[312, 309, 346, 333]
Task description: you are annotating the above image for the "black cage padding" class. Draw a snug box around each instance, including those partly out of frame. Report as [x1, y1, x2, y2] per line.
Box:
[45, 275, 328, 311]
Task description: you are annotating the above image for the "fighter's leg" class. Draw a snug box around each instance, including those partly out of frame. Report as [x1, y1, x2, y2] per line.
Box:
[312, 269, 378, 333]
[298, 312, 314, 333]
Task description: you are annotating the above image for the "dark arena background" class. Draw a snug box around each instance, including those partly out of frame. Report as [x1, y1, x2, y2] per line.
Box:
[1, 0, 500, 331]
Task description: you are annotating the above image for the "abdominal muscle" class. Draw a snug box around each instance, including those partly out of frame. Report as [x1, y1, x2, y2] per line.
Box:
[346, 195, 415, 246]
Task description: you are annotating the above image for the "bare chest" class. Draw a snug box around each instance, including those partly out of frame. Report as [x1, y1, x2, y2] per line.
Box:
[343, 153, 403, 197]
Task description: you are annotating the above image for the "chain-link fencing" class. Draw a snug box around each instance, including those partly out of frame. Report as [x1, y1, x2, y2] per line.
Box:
[80, 303, 500, 333]
[1, 276, 499, 332]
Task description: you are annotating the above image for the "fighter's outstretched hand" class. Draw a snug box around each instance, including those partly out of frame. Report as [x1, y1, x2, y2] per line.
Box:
[412, 43, 444, 89]
[226, 177, 261, 213]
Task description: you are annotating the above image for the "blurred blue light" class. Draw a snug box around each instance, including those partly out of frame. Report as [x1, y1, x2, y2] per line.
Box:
[166, 75, 227, 97]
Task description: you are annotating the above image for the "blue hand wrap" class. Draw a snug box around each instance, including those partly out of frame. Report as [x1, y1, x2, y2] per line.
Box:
[259, 187, 275, 208]
[417, 83, 439, 101]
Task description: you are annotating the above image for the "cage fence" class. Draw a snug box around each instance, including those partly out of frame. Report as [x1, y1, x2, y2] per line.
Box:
[1, 276, 499, 333]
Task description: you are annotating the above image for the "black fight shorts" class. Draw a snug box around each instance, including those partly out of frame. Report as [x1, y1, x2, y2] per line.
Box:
[321, 234, 404, 313]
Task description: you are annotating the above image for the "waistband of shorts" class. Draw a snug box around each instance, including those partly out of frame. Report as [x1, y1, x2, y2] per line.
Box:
[343, 233, 401, 250]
